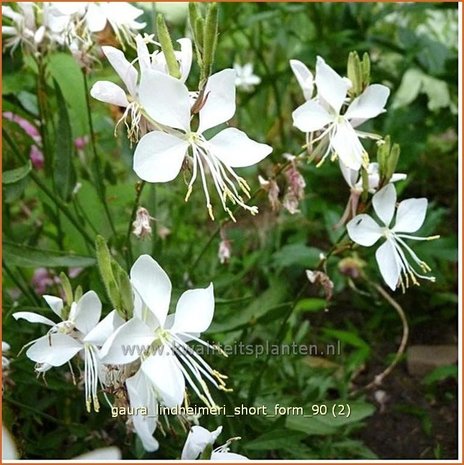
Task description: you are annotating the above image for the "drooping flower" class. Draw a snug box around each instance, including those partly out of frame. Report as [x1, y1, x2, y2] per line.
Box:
[181, 425, 248, 460]
[347, 184, 439, 291]
[134, 70, 273, 220]
[336, 161, 407, 226]
[100, 255, 227, 410]
[13, 292, 123, 412]
[282, 154, 306, 215]
[258, 175, 281, 211]
[132, 206, 153, 239]
[218, 230, 232, 264]
[233, 63, 261, 92]
[292, 56, 390, 170]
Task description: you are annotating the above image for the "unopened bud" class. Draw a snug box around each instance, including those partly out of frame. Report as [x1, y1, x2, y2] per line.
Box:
[338, 256, 366, 279]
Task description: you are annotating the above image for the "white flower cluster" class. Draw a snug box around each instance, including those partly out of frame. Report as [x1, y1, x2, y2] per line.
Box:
[14, 255, 231, 453]
[2, 2, 145, 57]
[91, 35, 273, 220]
[290, 57, 439, 291]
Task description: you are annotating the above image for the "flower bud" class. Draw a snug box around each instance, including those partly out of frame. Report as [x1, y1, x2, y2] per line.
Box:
[132, 207, 152, 239]
[338, 256, 366, 279]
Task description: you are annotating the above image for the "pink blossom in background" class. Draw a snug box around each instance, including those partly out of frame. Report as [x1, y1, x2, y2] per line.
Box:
[3, 112, 44, 169]
[29, 144, 45, 170]
[74, 136, 89, 151]
[31, 268, 55, 295]
[3, 112, 41, 143]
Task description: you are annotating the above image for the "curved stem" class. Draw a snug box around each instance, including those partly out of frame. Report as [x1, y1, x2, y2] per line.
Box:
[351, 283, 409, 395]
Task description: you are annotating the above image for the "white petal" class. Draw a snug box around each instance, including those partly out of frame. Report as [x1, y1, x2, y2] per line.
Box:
[208, 128, 272, 168]
[315, 56, 350, 114]
[373, 183, 396, 227]
[290, 59, 314, 100]
[2, 427, 18, 460]
[347, 214, 383, 247]
[73, 447, 122, 460]
[171, 283, 214, 335]
[345, 84, 390, 121]
[26, 334, 82, 366]
[198, 69, 236, 133]
[212, 452, 249, 461]
[375, 240, 401, 291]
[393, 198, 428, 233]
[99, 318, 155, 364]
[339, 160, 359, 189]
[90, 81, 129, 107]
[86, 3, 108, 32]
[130, 255, 172, 327]
[102, 46, 138, 96]
[133, 131, 188, 183]
[43, 295, 64, 319]
[139, 70, 190, 131]
[390, 173, 407, 183]
[181, 426, 223, 460]
[136, 35, 150, 73]
[331, 121, 364, 170]
[177, 38, 193, 83]
[84, 310, 125, 346]
[13, 312, 55, 326]
[73, 291, 102, 335]
[292, 100, 333, 133]
[126, 369, 159, 452]
[142, 350, 185, 408]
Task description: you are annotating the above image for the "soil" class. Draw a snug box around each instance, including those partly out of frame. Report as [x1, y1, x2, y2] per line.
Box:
[355, 323, 458, 459]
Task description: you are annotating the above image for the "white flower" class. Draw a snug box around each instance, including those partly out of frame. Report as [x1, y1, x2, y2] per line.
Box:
[13, 293, 123, 412]
[233, 63, 261, 92]
[134, 69, 273, 219]
[181, 425, 248, 460]
[292, 56, 390, 170]
[347, 184, 439, 291]
[80, 2, 145, 43]
[336, 161, 407, 226]
[90, 35, 192, 141]
[100, 255, 227, 410]
[290, 59, 314, 100]
[1, 426, 121, 461]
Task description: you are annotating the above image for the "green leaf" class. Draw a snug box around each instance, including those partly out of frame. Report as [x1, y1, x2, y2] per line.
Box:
[2, 160, 32, 185]
[295, 298, 327, 313]
[422, 364, 457, 385]
[209, 280, 287, 333]
[47, 53, 89, 136]
[53, 80, 76, 201]
[272, 244, 322, 268]
[244, 429, 306, 451]
[2, 241, 96, 268]
[285, 401, 374, 435]
[285, 415, 337, 436]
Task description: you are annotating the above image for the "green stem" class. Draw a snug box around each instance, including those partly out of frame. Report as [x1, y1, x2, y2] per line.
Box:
[82, 71, 117, 238]
[3, 130, 95, 248]
[3, 262, 41, 306]
[125, 181, 146, 266]
[247, 281, 309, 405]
